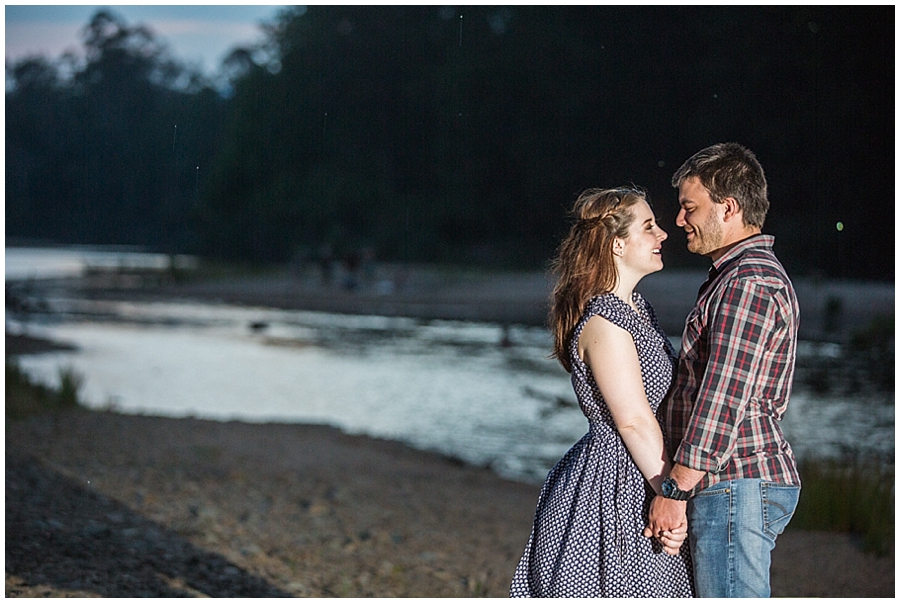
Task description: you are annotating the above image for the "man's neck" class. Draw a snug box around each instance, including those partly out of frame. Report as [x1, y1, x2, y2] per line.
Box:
[707, 228, 762, 262]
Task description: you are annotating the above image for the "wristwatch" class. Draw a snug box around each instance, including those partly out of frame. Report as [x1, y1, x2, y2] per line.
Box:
[660, 476, 691, 501]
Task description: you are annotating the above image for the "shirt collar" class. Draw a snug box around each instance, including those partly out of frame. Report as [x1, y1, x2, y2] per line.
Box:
[712, 233, 774, 273]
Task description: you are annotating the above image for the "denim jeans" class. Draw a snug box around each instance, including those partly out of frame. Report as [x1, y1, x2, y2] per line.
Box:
[687, 478, 800, 597]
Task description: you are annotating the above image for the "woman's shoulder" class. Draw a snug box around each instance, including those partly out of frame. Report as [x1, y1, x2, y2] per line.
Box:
[584, 292, 622, 313]
[583, 291, 666, 338]
[582, 293, 632, 328]
[570, 294, 624, 372]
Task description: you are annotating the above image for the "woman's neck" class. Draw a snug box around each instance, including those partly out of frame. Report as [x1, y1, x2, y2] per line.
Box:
[612, 273, 640, 311]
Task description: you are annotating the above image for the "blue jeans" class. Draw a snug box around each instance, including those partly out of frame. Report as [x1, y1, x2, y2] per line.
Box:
[688, 479, 800, 597]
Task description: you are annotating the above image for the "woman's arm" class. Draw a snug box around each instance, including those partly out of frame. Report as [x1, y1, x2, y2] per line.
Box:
[578, 314, 671, 493]
[581, 315, 688, 554]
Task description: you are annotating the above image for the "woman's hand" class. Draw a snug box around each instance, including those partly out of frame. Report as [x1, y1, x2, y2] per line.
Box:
[648, 514, 688, 556]
[644, 499, 688, 555]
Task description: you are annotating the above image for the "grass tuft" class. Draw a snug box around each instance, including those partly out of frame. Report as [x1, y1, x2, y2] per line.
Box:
[6, 360, 85, 419]
[791, 456, 894, 556]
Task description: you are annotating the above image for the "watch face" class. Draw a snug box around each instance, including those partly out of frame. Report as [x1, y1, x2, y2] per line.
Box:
[663, 479, 676, 497]
[662, 477, 687, 500]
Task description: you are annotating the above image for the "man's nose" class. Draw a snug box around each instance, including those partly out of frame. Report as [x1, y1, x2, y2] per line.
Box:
[675, 209, 686, 227]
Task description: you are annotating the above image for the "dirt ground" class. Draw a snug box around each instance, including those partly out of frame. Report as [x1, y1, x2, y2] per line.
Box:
[5, 411, 895, 598]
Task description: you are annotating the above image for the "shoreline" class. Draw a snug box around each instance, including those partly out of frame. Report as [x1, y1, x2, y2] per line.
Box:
[9, 261, 894, 341]
[5, 408, 896, 597]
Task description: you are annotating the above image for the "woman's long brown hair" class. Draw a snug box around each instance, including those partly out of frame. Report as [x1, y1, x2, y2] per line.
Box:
[549, 187, 646, 373]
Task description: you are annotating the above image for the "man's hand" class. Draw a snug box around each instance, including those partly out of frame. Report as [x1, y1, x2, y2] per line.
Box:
[644, 495, 688, 555]
[645, 463, 703, 554]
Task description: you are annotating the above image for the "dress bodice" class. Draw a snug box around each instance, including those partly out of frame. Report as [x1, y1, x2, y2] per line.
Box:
[568, 292, 677, 426]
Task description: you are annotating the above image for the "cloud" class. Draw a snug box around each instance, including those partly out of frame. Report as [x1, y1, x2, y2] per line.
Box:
[147, 19, 267, 43]
[5, 22, 85, 60]
[5, 7, 280, 74]
[147, 20, 270, 69]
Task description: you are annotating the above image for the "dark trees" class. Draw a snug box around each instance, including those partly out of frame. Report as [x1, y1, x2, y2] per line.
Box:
[6, 10, 224, 251]
[6, 7, 894, 279]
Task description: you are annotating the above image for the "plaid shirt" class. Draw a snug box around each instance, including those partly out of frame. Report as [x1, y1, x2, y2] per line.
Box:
[666, 234, 801, 491]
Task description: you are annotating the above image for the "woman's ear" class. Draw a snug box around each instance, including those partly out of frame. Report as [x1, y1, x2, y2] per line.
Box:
[612, 237, 625, 257]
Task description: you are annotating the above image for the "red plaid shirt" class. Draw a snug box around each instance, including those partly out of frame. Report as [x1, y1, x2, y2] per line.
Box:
[666, 234, 801, 491]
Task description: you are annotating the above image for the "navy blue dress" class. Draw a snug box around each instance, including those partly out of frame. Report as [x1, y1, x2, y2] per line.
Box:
[510, 292, 694, 597]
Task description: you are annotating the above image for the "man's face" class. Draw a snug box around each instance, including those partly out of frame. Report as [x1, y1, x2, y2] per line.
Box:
[675, 177, 725, 257]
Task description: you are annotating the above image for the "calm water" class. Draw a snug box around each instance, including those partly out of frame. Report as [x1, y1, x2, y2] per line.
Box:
[5, 246, 197, 280]
[6, 248, 894, 483]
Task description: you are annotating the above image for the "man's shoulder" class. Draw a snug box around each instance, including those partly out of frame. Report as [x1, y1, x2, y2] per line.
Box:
[722, 245, 791, 285]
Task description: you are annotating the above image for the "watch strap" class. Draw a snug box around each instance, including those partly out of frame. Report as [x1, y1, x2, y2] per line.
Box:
[661, 476, 691, 500]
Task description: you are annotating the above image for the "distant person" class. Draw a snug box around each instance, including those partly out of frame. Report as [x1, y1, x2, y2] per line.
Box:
[510, 187, 694, 597]
[646, 143, 801, 597]
[342, 250, 361, 290]
[317, 244, 335, 286]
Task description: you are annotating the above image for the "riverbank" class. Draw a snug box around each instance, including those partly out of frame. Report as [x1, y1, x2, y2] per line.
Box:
[50, 260, 894, 342]
[5, 407, 895, 597]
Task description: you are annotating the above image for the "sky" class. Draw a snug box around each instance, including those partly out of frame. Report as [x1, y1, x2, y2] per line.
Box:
[5, 4, 287, 75]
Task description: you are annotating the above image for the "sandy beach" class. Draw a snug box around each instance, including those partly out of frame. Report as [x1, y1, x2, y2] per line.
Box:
[5, 265, 895, 597]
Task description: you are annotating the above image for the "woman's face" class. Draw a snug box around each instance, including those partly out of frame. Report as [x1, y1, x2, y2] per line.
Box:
[617, 199, 668, 276]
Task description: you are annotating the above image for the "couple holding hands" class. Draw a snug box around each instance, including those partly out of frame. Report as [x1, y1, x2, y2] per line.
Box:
[511, 143, 801, 598]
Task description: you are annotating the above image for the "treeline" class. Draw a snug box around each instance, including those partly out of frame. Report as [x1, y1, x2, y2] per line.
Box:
[7, 11, 226, 253]
[6, 6, 894, 279]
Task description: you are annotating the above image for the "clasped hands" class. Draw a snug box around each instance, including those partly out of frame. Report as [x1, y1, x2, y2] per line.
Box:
[644, 495, 689, 556]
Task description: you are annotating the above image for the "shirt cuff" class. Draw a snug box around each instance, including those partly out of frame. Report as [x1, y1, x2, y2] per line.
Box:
[674, 442, 723, 473]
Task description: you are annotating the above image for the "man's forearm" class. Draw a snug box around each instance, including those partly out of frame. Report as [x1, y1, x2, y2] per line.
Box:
[668, 463, 706, 492]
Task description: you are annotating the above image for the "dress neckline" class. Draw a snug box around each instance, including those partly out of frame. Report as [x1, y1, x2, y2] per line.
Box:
[593, 291, 644, 320]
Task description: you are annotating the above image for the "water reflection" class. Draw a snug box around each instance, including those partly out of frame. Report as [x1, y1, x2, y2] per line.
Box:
[5, 246, 196, 280]
[10, 296, 893, 484]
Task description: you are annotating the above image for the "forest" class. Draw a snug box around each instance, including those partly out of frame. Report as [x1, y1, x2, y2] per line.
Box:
[6, 6, 894, 280]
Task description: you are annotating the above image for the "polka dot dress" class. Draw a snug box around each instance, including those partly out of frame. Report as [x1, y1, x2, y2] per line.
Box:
[510, 292, 694, 597]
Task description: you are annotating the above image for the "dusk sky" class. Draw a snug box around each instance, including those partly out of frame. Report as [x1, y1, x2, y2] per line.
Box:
[5, 5, 285, 75]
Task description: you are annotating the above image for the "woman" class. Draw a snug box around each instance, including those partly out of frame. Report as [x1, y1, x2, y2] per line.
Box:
[510, 187, 694, 597]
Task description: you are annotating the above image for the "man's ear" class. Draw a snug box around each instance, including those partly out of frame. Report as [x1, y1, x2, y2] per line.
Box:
[721, 197, 741, 223]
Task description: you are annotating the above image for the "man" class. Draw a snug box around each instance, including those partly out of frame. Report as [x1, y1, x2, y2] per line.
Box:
[646, 142, 801, 597]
